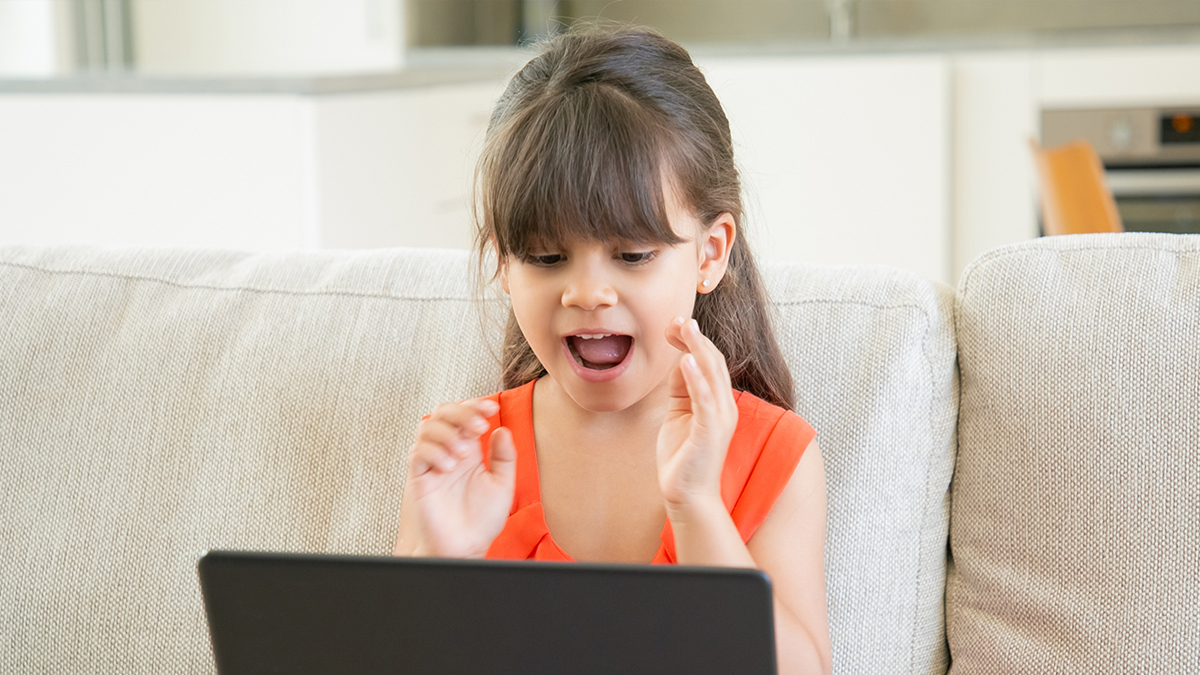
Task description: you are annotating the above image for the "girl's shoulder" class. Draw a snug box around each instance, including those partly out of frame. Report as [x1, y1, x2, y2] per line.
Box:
[492, 379, 536, 413]
[722, 391, 817, 543]
[471, 380, 537, 435]
[420, 383, 531, 425]
[731, 390, 817, 449]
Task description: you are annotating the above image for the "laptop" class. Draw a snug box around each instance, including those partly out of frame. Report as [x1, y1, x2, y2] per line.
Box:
[197, 549, 777, 675]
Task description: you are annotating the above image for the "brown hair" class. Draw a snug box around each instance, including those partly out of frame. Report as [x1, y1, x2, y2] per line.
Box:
[474, 23, 795, 411]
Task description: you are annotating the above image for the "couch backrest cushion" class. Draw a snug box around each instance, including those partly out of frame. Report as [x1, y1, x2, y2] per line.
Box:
[0, 246, 503, 673]
[766, 263, 958, 675]
[1, 245, 958, 675]
[948, 233, 1200, 674]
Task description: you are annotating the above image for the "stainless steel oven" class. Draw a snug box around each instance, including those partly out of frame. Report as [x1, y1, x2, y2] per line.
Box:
[1042, 107, 1200, 234]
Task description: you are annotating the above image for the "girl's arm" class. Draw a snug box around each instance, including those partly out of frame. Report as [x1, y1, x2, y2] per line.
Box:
[669, 439, 832, 675]
[660, 317, 832, 675]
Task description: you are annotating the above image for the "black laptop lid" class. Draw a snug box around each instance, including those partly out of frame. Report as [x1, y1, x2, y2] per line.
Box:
[198, 550, 777, 675]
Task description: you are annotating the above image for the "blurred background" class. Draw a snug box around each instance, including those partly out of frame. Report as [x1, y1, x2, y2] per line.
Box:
[2, 0, 1199, 283]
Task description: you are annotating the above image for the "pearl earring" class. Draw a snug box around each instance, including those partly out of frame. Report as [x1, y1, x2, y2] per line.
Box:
[701, 279, 710, 288]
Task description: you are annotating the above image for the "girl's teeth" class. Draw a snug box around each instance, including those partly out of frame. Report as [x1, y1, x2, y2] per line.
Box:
[579, 334, 610, 340]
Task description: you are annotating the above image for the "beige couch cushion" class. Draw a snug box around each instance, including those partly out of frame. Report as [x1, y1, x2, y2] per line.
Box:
[1, 245, 957, 674]
[948, 233, 1200, 674]
[0, 246, 502, 672]
[767, 263, 957, 675]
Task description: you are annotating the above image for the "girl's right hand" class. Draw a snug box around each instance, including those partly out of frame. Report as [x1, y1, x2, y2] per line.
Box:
[398, 398, 516, 559]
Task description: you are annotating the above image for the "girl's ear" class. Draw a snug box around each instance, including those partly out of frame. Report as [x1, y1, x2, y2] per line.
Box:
[697, 212, 736, 294]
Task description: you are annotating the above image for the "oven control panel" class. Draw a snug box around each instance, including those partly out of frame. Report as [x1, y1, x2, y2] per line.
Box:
[1162, 112, 1200, 146]
[1043, 107, 1200, 166]
[1041, 107, 1200, 235]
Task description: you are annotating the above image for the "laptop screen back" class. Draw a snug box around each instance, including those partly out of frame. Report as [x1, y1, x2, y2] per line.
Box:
[198, 550, 777, 675]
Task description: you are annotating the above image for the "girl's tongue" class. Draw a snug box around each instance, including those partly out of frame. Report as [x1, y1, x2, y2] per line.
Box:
[570, 335, 632, 369]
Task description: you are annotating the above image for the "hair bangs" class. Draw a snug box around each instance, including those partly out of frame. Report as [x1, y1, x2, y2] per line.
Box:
[485, 83, 687, 261]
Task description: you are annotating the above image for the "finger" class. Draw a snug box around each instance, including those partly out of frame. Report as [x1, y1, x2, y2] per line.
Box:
[677, 319, 723, 392]
[419, 418, 480, 459]
[487, 427, 517, 490]
[471, 398, 501, 418]
[667, 318, 726, 414]
[410, 439, 459, 476]
[686, 318, 735, 398]
[665, 361, 690, 405]
[433, 397, 498, 416]
[431, 400, 497, 439]
[680, 352, 719, 427]
[664, 315, 689, 353]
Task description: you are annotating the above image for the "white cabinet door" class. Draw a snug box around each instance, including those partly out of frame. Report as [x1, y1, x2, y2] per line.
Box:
[701, 54, 952, 284]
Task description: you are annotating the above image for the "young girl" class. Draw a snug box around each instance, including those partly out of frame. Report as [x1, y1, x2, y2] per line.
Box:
[394, 24, 832, 675]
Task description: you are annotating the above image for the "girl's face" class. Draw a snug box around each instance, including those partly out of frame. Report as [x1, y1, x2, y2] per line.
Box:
[502, 190, 733, 414]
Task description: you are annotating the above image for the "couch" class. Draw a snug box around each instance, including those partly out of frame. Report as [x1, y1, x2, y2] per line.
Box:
[2, 233, 1196, 674]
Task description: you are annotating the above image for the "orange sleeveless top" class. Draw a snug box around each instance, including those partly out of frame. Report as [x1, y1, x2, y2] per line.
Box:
[474, 380, 816, 564]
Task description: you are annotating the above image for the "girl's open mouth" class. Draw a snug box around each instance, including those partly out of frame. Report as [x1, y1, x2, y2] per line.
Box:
[565, 334, 633, 370]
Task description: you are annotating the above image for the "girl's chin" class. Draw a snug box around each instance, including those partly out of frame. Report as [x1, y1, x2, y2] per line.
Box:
[546, 359, 673, 415]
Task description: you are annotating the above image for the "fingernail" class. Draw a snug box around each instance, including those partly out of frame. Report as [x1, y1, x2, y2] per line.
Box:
[479, 400, 499, 415]
[456, 440, 474, 457]
[684, 354, 697, 369]
[471, 417, 489, 433]
[690, 319, 700, 333]
[674, 316, 686, 326]
[438, 456, 456, 471]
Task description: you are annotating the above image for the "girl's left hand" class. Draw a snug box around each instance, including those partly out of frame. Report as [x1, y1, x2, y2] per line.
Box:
[657, 316, 739, 513]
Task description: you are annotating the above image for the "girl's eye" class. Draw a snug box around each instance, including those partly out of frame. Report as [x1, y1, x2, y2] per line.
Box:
[618, 251, 656, 265]
[526, 253, 564, 266]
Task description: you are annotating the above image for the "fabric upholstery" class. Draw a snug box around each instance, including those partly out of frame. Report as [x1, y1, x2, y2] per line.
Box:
[765, 262, 958, 675]
[948, 233, 1200, 674]
[0, 246, 503, 673]
[0, 245, 958, 674]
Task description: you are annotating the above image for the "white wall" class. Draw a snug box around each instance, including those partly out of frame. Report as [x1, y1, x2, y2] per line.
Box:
[702, 54, 951, 284]
[951, 52, 1038, 280]
[0, 0, 73, 77]
[0, 94, 316, 249]
[313, 82, 504, 249]
[132, 0, 406, 75]
[0, 81, 504, 251]
[1036, 44, 1200, 108]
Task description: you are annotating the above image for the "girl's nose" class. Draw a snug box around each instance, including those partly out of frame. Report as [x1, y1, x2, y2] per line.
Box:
[561, 269, 617, 310]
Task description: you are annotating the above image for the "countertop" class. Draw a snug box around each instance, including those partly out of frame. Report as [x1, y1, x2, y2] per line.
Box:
[3, 25, 1199, 96]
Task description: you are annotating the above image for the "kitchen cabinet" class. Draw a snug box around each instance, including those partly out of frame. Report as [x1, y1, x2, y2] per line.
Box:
[4, 37, 1200, 285]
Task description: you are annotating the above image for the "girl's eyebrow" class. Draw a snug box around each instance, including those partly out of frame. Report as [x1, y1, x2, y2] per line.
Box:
[522, 237, 562, 252]
[614, 237, 693, 247]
